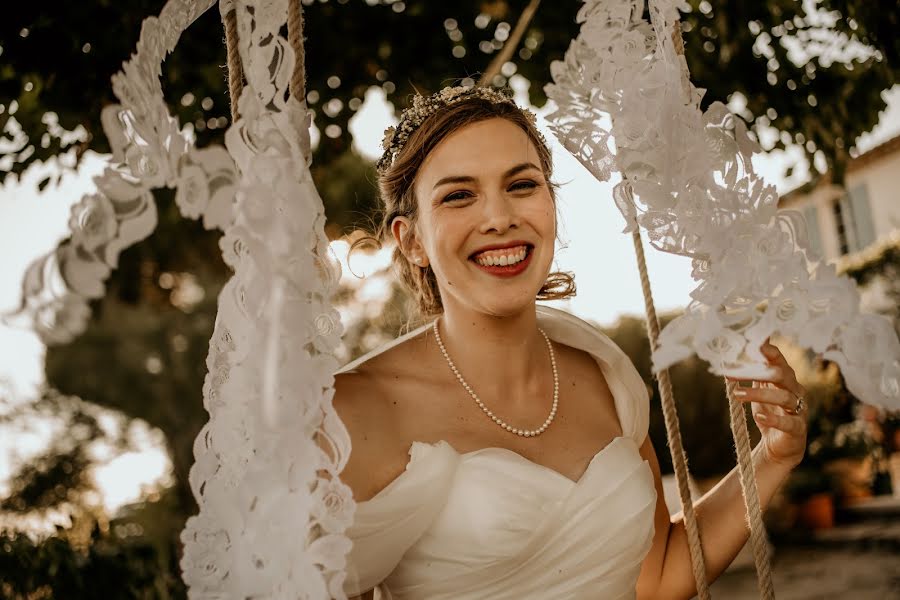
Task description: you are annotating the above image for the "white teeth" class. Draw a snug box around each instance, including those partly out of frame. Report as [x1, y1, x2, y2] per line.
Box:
[474, 247, 529, 267]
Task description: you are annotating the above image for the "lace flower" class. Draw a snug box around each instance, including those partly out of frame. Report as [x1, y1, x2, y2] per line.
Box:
[311, 476, 355, 534]
[180, 511, 232, 590]
[174, 164, 210, 219]
[68, 193, 118, 252]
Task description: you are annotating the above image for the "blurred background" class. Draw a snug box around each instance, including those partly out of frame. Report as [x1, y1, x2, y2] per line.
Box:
[1, 1, 899, 598]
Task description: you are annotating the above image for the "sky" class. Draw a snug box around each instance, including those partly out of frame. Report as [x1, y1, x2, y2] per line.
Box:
[1, 76, 899, 516]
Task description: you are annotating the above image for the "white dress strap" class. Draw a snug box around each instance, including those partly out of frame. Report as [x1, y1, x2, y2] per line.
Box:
[536, 305, 650, 446]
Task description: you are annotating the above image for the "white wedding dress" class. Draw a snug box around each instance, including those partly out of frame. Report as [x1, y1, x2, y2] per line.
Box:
[337, 306, 658, 599]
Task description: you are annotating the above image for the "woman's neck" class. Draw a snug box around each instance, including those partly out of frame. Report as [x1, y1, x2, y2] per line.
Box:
[437, 302, 552, 414]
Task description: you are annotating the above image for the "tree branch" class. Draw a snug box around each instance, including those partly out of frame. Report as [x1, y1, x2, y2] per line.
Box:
[478, 0, 542, 87]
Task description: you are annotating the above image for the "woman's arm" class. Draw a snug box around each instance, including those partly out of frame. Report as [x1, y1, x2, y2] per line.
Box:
[321, 372, 396, 600]
[638, 435, 796, 599]
[637, 340, 808, 600]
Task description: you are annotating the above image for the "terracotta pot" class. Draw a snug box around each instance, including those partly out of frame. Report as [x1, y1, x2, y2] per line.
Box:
[797, 493, 834, 529]
[824, 456, 874, 504]
[889, 453, 900, 499]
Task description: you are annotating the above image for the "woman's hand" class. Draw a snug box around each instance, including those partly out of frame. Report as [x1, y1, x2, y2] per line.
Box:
[729, 340, 808, 469]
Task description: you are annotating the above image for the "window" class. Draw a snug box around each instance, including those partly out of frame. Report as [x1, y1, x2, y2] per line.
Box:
[833, 183, 875, 255]
[802, 204, 823, 259]
[846, 183, 875, 249]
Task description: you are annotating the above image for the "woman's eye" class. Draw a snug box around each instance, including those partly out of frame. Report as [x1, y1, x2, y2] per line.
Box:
[509, 180, 538, 192]
[443, 191, 472, 203]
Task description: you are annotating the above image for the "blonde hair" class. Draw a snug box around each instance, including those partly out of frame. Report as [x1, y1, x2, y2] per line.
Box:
[364, 96, 575, 317]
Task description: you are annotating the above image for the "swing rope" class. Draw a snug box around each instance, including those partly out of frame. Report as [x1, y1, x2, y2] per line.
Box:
[287, 0, 307, 101]
[628, 20, 778, 598]
[223, 7, 244, 124]
[223, 0, 307, 123]
[631, 228, 712, 600]
[726, 380, 776, 598]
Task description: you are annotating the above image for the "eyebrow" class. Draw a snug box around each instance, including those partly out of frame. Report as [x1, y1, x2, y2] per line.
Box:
[431, 162, 541, 191]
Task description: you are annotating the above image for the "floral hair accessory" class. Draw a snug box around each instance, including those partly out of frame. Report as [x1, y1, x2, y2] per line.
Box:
[376, 85, 544, 174]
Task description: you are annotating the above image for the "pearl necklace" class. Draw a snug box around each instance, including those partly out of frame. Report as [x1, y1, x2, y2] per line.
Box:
[432, 318, 559, 437]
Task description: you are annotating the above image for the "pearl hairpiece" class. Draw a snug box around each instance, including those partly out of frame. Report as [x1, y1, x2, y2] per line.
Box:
[376, 85, 544, 174]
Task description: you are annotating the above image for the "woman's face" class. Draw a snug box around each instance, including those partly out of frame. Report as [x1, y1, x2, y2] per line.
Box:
[398, 117, 556, 318]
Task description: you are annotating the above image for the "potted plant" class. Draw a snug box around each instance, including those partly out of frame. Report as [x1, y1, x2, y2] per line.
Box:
[784, 467, 835, 529]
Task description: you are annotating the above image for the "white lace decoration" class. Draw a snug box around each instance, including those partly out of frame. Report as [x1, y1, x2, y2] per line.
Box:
[545, 0, 900, 410]
[3, 0, 354, 597]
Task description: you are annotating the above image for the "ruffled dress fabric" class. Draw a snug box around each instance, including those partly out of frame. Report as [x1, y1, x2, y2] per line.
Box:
[338, 306, 657, 599]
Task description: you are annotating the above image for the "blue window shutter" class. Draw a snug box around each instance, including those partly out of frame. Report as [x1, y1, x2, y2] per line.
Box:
[802, 205, 823, 259]
[839, 194, 859, 252]
[847, 184, 876, 249]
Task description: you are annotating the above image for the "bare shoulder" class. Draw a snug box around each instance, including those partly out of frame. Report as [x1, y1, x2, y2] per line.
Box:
[552, 339, 623, 435]
[330, 330, 438, 502]
[331, 362, 398, 503]
[553, 340, 614, 394]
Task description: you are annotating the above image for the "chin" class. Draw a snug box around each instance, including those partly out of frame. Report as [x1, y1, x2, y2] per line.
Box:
[471, 285, 544, 318]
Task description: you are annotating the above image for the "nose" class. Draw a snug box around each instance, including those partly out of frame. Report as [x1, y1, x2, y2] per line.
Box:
[478, 190, 521, 235]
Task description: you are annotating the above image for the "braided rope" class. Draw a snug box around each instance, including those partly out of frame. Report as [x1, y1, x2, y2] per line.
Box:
[287, 0, 307, 101]
[631, 229, 711, 600]
[726, 380, 776, 598]
[672, 13, 775, 598]
[671, 19, 686, 58]
[223, 8, 244, 123]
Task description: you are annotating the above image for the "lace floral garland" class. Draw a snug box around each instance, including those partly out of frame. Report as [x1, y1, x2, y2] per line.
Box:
[545, 0, 900, 410]
[4, 0, 354, 597]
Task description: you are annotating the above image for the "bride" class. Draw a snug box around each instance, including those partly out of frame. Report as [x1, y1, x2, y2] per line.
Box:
[329, 86, 808, 599]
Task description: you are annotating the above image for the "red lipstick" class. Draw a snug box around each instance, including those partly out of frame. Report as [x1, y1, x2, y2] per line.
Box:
[470, 244, 534, 278]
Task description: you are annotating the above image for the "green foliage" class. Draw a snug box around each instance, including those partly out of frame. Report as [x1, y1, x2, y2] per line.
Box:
[601, 313, 743, 478]
[842, 239, 900, 287]
[25, 193, 230, 521]
[678, 0, 897, 180]
[0, 391, 102, 516]
[810, 420, 878, 461]
[3, 0, 896, 185]
[840, 236, 900, 335]
[312, 149, 381, 237]
[781, 364, 872, 501]
[0, 525, 185, 600]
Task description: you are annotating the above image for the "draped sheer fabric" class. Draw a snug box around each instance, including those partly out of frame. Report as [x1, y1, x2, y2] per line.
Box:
[338, 306, 657, 599]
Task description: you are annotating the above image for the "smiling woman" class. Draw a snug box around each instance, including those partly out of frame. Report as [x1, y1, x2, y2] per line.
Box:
[329, 86, 810, 600]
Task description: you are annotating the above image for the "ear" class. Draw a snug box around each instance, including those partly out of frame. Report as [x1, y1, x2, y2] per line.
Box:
[391, 216, 430, 268]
